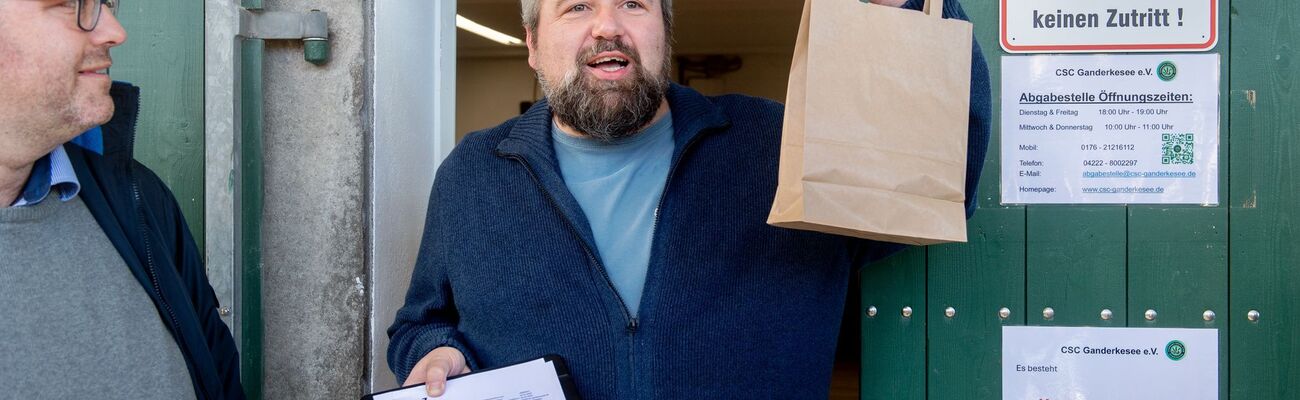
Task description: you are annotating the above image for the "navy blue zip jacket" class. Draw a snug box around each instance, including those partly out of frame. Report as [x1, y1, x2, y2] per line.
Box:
[65, 82, 245, 399]
[389, 1, 989, 397]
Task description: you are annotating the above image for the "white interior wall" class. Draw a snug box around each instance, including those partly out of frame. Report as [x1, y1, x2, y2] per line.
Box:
[455, 58, 539, 141]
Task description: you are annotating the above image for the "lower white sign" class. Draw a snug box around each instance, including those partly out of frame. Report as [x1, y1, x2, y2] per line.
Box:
[1003, 326, 1218, 400]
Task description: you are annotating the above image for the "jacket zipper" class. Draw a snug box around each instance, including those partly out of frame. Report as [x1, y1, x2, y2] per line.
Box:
[130, 176, 181, 334]
[131, 172, 198, 397]
[119, 86, 205, 398]
[646, 130, 709, 287]
[122, 97, 183, 350]
[504, 126, 710, 397]
[505, 154, 637, 328]
[648, 135, 702, 255]
[508, 154, 642, 397]
[634, 130, 710, 398]
[119, 89, 182, 335]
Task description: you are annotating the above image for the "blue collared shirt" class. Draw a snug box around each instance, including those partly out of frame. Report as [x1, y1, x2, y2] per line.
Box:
[11, 145, 81, 207]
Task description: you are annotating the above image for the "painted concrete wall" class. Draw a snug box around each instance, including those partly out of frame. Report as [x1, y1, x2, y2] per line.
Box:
[260, 0, 369, 397]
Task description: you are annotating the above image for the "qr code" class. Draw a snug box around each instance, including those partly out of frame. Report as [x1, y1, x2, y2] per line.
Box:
[1162, 133, 1194, 165]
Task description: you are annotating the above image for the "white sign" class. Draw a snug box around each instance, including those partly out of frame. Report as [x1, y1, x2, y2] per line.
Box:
[1001, 54, 1220, 205]
[1003, 326, 1218, 400]
[1001, 0, 1219, 53]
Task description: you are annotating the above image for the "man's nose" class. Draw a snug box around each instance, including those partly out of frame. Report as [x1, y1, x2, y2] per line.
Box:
[91, 7, 128, 47]
[590, 6, 624, 41]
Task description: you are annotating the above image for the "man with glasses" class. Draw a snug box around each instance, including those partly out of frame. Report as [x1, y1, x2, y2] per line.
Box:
[0, 1, 244, 398]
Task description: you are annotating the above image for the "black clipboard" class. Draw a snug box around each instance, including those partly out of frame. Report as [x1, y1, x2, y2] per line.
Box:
[361, 354, 581, 400]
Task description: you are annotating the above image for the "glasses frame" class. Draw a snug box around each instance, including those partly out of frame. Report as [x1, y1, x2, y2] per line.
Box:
[76, 0, 119, 32]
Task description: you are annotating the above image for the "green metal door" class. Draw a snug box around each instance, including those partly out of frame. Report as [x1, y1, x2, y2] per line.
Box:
[859, 0, 1298, 399]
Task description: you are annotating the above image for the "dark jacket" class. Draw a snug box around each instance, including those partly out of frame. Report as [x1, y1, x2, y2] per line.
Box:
[388, 1, 989, 397]
[67, 82, 245, 399]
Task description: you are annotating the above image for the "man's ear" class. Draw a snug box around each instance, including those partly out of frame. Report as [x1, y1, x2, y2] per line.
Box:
[525, 27, 539, 70]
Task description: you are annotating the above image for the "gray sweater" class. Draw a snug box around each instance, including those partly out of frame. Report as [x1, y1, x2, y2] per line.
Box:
[0, 195, 195, 399]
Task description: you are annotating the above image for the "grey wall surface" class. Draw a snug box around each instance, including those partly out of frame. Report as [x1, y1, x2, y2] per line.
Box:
[260, 0, 369, 398]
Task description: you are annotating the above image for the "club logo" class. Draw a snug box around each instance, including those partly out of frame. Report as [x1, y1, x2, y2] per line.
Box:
[1158, 61, 1178, 82]
[1165, 340, 1187, 361]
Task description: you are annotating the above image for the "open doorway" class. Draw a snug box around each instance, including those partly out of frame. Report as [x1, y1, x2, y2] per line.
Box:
[453, 1, 859, 397]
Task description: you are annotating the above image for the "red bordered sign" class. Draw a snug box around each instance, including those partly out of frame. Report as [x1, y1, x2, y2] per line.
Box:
[1001, 0, 1218, 53]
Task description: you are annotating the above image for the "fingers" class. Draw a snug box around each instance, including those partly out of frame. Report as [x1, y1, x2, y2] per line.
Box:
[423, 355, 454, 397]
[401, 372, 421, 387]
[401, 356, 432, 387]
[406, 347, 466, 397]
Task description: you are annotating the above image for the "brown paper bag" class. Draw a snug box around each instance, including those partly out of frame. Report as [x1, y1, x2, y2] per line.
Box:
[767, 0, 973, 245]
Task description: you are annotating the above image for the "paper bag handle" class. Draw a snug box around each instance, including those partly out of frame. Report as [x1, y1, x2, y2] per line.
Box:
[923, 0, 944, 18]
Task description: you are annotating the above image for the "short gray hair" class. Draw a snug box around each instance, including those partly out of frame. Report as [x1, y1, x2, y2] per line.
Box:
[521, 0, 674, 39]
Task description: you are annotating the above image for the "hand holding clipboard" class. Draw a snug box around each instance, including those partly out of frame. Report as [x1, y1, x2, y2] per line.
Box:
[362, 355, 581, 400]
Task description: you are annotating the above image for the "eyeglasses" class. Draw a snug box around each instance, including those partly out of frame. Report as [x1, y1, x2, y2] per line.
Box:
[75, 0, 120, 32]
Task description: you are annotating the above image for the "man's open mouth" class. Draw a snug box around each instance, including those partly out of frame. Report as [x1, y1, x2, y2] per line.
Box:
[587, 55, 630, 72]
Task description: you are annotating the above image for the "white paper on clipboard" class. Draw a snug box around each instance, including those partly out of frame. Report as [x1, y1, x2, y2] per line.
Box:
[371, 358, 567, 400]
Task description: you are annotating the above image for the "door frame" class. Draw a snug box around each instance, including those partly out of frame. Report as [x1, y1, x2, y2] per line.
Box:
[367, 0, 458, 392]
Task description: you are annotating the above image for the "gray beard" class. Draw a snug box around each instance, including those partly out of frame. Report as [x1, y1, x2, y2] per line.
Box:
[539, 47, 671, 143]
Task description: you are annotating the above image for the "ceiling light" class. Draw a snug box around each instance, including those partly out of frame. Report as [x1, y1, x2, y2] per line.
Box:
[456, 15, 524, 46]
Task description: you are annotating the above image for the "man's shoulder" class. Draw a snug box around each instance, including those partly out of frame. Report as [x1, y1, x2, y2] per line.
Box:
[697, 93, 786, 142]
[708, 93, 784, 112]
[705, 93, 785, 127]
[434, 116, 522, 185]
[456, 118, 518, 156]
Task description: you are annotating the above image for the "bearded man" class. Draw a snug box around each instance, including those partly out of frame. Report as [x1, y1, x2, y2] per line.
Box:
[388, 0, 990, 398]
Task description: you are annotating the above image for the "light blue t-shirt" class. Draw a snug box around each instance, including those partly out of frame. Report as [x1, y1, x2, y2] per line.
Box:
[552, 114, 674, 317]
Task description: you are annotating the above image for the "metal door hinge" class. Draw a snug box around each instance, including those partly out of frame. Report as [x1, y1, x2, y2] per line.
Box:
[239, 9, 330, 65]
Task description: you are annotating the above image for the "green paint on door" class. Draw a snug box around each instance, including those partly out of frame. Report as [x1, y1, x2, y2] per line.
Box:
[110, 0, 205, 247]
[861, 0, 1300, 399]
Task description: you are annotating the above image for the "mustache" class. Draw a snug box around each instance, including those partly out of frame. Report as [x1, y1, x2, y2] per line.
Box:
[575, 39, 641, 67]
[79, 50, 113, 70]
